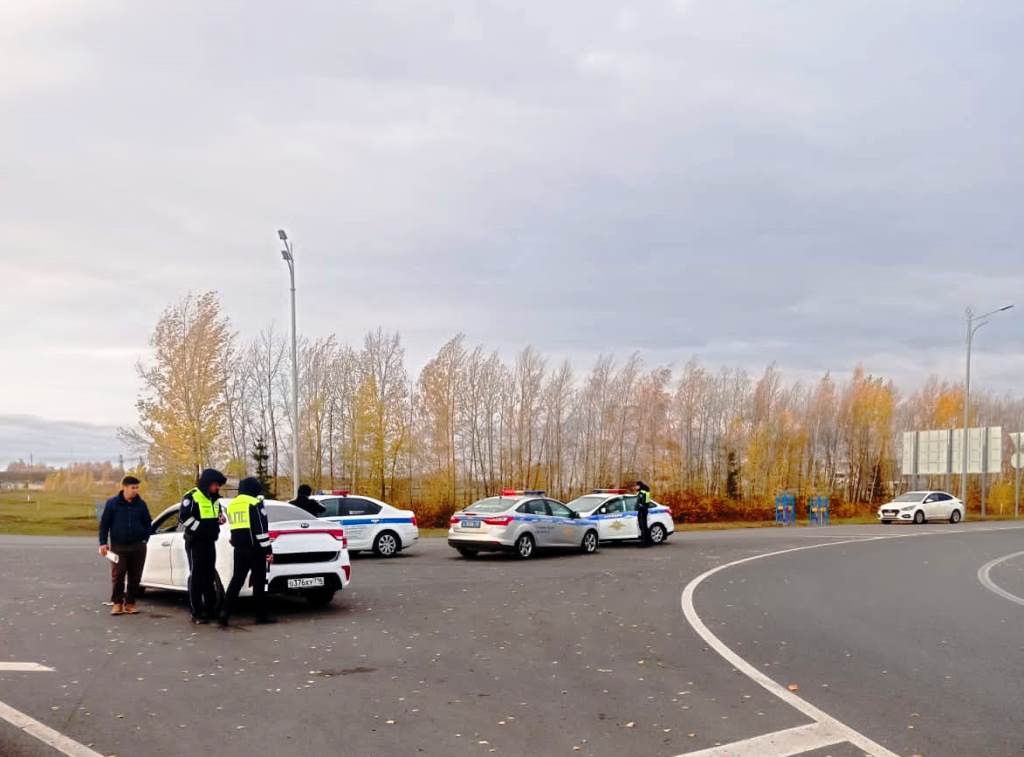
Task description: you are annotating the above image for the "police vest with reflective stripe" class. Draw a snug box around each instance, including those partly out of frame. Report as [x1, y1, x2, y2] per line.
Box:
[638, 490, 651, 506]
[186, 487, 219, 519]
[227, 494, 260, 530]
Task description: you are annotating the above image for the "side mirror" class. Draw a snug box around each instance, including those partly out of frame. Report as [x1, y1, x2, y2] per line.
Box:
[570, 510, 580, 519]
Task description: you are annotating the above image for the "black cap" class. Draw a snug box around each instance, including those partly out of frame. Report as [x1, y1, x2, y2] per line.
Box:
[238, 477, 263, 497]
[297, 484, 312, 498]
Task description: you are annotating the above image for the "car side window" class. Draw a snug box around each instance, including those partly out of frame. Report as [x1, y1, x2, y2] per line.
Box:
[547, 501, 572, 518]
[153, 510, 180, 534]
[623, 495, 639, 512]
[935, 493, 951, 502]
[924, 493, 938, 503]
[600, 498, 625, 514]
[342, 498, 382, 516]
[318, 498, 341, 517]
[525, 499, 549, 516]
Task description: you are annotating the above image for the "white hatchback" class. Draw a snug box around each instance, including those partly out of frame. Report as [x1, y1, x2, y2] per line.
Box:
[877, 491, 964, 525]
[141, 500, 351, 607]
[311, 491, 419, 557]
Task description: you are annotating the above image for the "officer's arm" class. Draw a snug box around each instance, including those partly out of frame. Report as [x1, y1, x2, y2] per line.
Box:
[179, 496, 200, 533]
[251, 504, 272, 555]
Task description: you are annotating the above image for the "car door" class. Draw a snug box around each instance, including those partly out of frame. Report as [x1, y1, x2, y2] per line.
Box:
[923, 493, 941, 519]
[340, 497, 382, 550]
[596, 497, 627, 540]
[933, 492, 952, 518]
[546, 500, 577, 546]
[524, 499, 554, 546]
[143, 509, 179, 585]
[621, 495, 642, 538]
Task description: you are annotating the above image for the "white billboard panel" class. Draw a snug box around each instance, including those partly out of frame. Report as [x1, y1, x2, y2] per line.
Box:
[902, 427, 1001, 475]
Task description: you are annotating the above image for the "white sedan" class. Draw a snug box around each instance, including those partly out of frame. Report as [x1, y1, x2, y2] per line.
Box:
[311, 491, 419, 557]
[141, 500, 351, 607]
[877, 491, 964, 525]
[565, 489, 675, 544]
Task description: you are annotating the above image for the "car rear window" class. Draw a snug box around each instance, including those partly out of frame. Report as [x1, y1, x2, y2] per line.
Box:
[465, 497, 515, 514]
[265, 503, 315, 522]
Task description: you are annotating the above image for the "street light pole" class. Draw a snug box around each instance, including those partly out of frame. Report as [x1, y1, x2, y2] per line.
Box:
[279, 229, 301, 498]
[961, 304, 1014, 516]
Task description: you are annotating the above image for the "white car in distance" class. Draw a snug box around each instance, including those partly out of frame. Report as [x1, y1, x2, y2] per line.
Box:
[877, 491, 964, 525]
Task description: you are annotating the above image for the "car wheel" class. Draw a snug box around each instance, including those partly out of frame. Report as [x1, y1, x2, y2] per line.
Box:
[306, 588, 336, 608]
[881, 520, 892, 525]
[649, 524, 667, 544]
[913, 510, 925, 525]
[514, 533, 535, 559]
[950, 509, 962, 524]
[457, 547, 478, 558]
[581, 530, 599, 554]
[373, 531, 400, 557]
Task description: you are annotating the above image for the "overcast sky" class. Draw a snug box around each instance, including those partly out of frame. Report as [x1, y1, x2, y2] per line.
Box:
[2, 0, 1022, 466]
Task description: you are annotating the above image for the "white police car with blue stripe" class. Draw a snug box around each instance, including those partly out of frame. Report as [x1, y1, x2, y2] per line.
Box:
[312, 491, 418, 557]
[566, 489, 674, 544]
[448, 490, 600, 559]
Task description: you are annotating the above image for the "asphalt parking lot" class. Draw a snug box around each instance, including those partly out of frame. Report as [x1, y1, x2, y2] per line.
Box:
[2, 523, 1024, 757]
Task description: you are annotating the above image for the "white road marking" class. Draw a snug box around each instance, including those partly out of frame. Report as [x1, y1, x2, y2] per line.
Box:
[0, 663, 54, 672]
[677, 722, 845, 757]
[0, 699, 103, 757]
[678, 525, 1024, 757]
[977, 550, 1024, 607]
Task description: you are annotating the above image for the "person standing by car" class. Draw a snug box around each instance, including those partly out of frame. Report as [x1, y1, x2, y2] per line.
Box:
[219, 477, 276, 626]
[635, 480, 653, 548]
[179, 468, 226, 624]
[290, 483, 325, 517]
[98, 476, 153, 615]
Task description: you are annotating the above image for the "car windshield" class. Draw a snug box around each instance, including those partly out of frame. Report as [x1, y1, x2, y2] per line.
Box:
[893, 492, 926, 503]
[464, 497, 516, 514]
[265, 503, 316, 522]
[565, 495, 607, 513]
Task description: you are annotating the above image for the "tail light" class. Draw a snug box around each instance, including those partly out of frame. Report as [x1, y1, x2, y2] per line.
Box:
[483, 515, 514, 526]
[342, 564, 351, 582]
[411, 515, 418, 527]
[450, 515, 462, 525]
[326, 527, 346, 541]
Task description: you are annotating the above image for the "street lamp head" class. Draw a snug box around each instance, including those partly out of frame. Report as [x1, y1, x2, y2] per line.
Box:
[280, 249, 292, 261]
[999, 305, 1014, 312]
[277, 229, 288, 241]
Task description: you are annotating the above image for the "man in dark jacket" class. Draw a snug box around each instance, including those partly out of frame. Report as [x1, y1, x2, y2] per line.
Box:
[179, 468, 227, 624]
[219, 477, 276, 626]
[290, 483, 325, 517]
[634, 480, 653, 548]
[98, 476, 153, 615]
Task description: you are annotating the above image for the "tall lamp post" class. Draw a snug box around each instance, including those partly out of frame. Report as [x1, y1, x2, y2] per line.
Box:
[961, 304, 1014, 514]
[279, 229, 301, 498]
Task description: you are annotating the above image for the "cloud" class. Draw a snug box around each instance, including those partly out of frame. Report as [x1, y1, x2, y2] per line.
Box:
[0, 415, 123, 468]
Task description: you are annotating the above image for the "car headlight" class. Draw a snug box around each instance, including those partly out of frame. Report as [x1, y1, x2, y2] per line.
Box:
[900, 505, 916, 511]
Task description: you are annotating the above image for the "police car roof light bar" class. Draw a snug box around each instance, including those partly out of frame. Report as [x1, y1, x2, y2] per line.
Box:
[591, 488, 628, 494]
[500, 489, 546, 497]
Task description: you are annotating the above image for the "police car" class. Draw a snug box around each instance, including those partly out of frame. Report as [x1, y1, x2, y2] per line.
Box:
[311, 491, 419, 557]
[448, 490, 600, 559]
[141, 500, 351, 607]
[565, 489, 674, 544]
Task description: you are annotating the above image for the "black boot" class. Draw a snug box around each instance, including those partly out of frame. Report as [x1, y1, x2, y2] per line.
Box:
[254, 616, 278, 624]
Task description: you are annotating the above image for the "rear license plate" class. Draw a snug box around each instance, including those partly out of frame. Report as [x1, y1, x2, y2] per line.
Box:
[287, 577, 325, 589]
[462, 519, 481, 528]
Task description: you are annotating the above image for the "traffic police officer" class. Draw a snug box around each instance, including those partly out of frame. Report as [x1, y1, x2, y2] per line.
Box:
[218, 477, 276, 626]
[179, 468, 227, 624]
[635, 480, 653, 548]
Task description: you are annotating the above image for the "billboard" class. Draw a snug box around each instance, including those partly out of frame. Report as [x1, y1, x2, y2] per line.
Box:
[902, 427, 1001, 476]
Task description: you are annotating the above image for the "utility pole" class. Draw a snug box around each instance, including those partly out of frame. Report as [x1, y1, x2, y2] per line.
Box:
[278, 229, 301, 498]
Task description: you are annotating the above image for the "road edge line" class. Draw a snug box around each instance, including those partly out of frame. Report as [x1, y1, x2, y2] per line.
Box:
[977, 550, 1024, 607]
[0, 699, 103, 757]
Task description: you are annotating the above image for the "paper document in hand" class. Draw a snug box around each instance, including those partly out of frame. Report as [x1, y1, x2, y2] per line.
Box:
[105, 551, 119, 564]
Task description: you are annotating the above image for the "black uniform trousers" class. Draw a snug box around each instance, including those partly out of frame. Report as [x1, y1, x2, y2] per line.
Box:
[221, 547, 268, 620]
[186, 539, 219, 619]
[637, 506, 653, 547]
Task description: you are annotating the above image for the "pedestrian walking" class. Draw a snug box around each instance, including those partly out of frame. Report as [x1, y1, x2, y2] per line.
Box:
[179, 468, 226, 624]
[635, 480, 653, 548]
[219, 477, 276, 626]
[290, 483, 325, 517]
[98, 476, 152, 615]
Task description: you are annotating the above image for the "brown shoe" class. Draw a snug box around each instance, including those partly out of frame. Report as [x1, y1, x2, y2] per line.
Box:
[123, 603, 139, 614]
[111, 603, 124, 615]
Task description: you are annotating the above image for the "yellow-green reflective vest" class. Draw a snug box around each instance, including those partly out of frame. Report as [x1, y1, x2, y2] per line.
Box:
[638, 490, 651, 506]
[187, 487, 219, 520]
[228, 494, 260, 531]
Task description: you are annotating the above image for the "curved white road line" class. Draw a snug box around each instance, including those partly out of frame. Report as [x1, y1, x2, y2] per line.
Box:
[680, 535, 901, 757]
[977, 550, 1024, 607]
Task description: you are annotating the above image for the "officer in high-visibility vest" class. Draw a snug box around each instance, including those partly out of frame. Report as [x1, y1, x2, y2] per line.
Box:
[635, 480, 653, 548]
[218, 477, 275, 626]
[179, 468, 226, 624]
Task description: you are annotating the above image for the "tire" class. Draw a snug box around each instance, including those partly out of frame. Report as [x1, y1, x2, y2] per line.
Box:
[950, 509, 962, 524]
[373, 531, 401, 557]
[649, 524, 667, 545]
[913, 510, 925, 525]
[305, 588, 336, 608]
[881, 520, 892, 525]
[580, 530, 599, 554]
[457, 547, 479, 558]
[514, 533, 535, 560]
